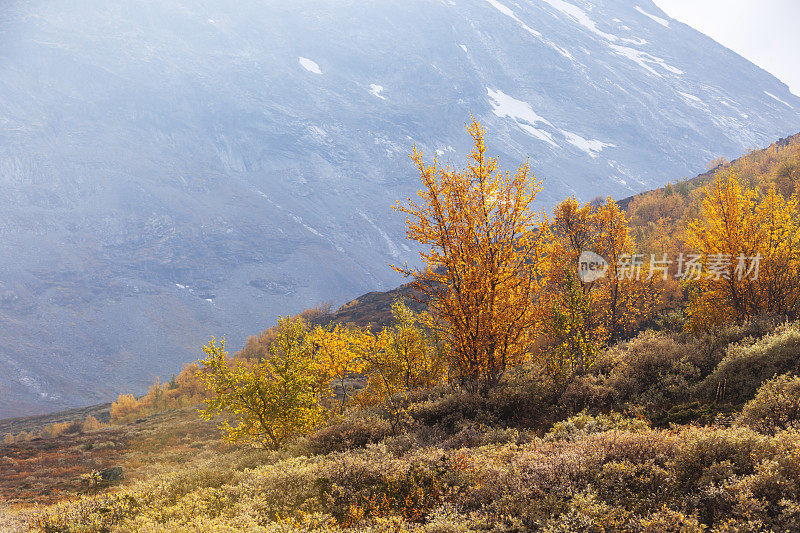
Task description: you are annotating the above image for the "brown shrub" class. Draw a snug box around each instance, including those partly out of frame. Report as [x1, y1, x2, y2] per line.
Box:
[308, 416, 393, 455]
[737, 374, 800, 433]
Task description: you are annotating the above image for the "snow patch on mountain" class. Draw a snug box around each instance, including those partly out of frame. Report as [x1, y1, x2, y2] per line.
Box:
[765, 91, 794, 109]
[289, 213, 325, 238]
[308, 126, 327, 138]
[487, 88, 560, 148]
[560, 131, 615, 158]
[359, 212, 400, 258]
[635, 6, 669, 28]
[721, 99, 749, 119]
[299, 57, 322, 74]
[488, 88, 613, 158]
[483, 0, 542, 37]
[369, 84, 386, 99]
[678, 91, 703, 104]
[482, 0, 575, 59]
[545, 39, 575, 60]
[487, 89, 553, 128]
[541, 0, 619, 42]
[609, 44, 683, 77]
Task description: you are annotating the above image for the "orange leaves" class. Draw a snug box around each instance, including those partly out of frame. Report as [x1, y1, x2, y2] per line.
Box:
[686, 170, 800, 330]
[355, 301, 445, 431]
[395, 118, 544, 392]
[539, 197, 662, 384]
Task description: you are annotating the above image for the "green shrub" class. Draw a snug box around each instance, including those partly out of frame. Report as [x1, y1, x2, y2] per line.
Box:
[603, 331, 701, 407]
[483, 365, 561, 428]
[650, 401, 721, 427]
[737, 374, 800, 433]
[652, 309, 688, 333]
[408, 367, 560, 434]
[559, 373, 617, 413]
[545, 411, 650, 442]
[408, 392, 494, 434]
[698, 323, 800, 404]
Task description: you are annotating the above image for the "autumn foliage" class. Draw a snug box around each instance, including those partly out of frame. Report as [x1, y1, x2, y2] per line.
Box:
[198, 322, 326, 449]
[110, 364, 208, 422]
[538, 197, 662, 384]
[100, 125, 800, 460]
[686, 168, 800, 329]
[395, 118, 543, 392]
[194, 301, 444, 447]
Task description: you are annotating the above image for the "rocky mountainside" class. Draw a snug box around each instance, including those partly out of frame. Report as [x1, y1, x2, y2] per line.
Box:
[2, 0, 799, 416]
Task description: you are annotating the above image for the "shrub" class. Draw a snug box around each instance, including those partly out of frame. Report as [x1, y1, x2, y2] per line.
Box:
[483, 365, 561, 428]
[671, 426, 774, 491]
[698, 323, 800, 404]
[546, 411, 650, 442]
[737, 374, 800, 433]
[30, 493, 140, 532]
[542, 492, 628, 532]
[82, 415, 103, 432]
[650, 401, 720, 427]
[638, 506, 703, 532]
[111, 393, 143, 422]
[27, 423, 800, 532]
[408, 392, 494, 434]
[308, 416, 393, 454]
[559, 373, 616, 413]
[440, 423, 521, 449]
[603, 330, 700, 407]
[61, 419, 85, 435]
[198, 327, 326, 449]
[595, 460, 673, 514]
[40, 422, 70, 439]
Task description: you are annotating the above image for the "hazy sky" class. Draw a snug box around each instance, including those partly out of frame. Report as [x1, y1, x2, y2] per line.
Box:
[654, 0, 800, 96]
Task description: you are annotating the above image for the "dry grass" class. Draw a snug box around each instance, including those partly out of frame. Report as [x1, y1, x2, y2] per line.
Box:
[0, 408, 222, 507]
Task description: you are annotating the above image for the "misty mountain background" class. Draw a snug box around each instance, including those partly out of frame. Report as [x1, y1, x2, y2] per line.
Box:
[1, 0, 799, 417]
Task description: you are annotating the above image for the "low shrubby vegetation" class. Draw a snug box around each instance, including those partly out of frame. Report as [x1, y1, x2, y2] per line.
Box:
[10, 125, 800, 531]
[738, 373, 800, 433]
[19, 319, 800, 532]
[3, 416, 105, 444]
[698, 323, 800, 403]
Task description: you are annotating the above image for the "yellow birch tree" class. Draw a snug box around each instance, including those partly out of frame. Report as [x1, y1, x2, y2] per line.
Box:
[394, 118, 544, 392]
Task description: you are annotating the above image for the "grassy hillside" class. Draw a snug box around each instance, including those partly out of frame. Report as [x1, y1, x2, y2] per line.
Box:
[4, 131, 800, 532]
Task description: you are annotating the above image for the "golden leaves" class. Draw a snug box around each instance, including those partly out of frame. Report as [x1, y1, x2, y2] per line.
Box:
[197, 322, 326, 449]
[394, 118, 544, 392]
[539, 197, 663, 383]
[687, 170, 800, 330]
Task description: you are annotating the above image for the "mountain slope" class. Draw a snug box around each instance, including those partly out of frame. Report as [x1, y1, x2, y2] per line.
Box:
[2, 0, 800, 416]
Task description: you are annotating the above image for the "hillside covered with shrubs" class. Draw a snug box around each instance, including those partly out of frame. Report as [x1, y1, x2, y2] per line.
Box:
[5, 125, 800, 532]
[19, 318, 800, 532]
